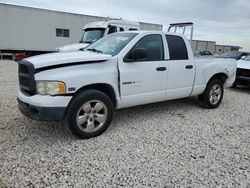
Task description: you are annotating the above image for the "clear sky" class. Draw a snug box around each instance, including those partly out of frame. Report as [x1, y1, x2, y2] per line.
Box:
[1, 0, 250, 51]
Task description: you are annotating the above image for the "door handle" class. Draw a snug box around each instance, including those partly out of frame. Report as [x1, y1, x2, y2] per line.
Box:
[185, 65, 193, 69]
[156, 67, 167, 71]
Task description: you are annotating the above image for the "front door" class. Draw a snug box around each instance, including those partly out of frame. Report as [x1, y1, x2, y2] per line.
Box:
[118, 34, 168, 108]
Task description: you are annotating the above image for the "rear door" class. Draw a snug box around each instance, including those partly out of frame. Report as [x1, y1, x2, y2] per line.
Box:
[118, 34, 168, 108]
[165, 34, 195, 100]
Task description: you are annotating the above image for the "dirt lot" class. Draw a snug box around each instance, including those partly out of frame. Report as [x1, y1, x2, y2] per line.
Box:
[0, 60, 249, 187]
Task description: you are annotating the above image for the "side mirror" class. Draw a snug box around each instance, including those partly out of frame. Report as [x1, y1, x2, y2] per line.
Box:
[124, 48, 147, 63]
[131, 48, 147, 60]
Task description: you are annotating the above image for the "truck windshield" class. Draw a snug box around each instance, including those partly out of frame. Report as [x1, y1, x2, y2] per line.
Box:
[79, 28, 105, 44]
[244, 55, 250, 61]
[86, 32, 138, 56]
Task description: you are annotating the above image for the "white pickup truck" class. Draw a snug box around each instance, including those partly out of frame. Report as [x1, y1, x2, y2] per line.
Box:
[17, 30, 236, 139]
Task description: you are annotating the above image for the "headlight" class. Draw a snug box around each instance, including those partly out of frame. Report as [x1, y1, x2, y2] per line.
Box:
[36, 81, 66, 95]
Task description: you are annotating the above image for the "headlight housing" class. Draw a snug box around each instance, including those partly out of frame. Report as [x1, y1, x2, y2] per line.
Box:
[36, 81, 66, 95]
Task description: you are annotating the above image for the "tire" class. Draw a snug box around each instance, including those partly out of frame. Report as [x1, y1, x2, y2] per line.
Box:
[64, 89, 114, 139]
[198, 78, 224, 109]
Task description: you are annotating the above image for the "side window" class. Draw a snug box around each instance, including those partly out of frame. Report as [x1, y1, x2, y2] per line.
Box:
[125, 34, 164, 62]
[56, 28, 70, 37]
[165, 35, 188, 60]
[56, 28, 63, 37]
[129, 28, 138, 31]
[63, 29, 70, 37]
[108, 26, 118, 34]
[120, 27, 124, 32]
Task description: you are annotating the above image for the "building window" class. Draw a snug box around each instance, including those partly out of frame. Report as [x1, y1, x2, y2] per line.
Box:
[56, 28, 70, 37]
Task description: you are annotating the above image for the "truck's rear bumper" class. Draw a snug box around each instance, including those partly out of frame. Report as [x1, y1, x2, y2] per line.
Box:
[18, 98, 66, 121]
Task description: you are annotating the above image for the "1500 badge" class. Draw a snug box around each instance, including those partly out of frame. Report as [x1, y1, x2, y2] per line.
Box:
[122, 81, 142, 85]
[122, 81, 135, 85]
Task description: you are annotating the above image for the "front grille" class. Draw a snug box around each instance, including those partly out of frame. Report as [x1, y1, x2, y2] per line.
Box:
[237, 68, 250, 77]
[18, 60, 36, 95]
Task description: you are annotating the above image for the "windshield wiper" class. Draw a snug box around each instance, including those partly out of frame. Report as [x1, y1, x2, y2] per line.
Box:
[83, 40, 93, 44]
[87, 48, 103, 54]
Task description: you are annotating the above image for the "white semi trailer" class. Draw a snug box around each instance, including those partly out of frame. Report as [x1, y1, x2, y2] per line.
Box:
[56, 19, 140, 52]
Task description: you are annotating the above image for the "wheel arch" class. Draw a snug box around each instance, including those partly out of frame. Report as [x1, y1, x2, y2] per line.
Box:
[73, 83, 117, 108]
[208, 73, 228, 85]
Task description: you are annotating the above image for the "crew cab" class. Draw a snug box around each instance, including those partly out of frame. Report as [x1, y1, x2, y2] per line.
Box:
[17, 31, 236, 139]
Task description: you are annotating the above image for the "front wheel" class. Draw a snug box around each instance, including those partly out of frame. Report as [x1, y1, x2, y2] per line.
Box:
[64, 90, 114, 139]
[198, 79, 224, 109]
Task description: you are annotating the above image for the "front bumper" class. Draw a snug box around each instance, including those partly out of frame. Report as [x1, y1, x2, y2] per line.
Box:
[18, 98, 66, 121]
[17, 90, 72, 121]
[236, 76, 250, 86]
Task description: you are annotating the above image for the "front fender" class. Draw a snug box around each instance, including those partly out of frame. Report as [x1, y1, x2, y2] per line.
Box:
[34, 59, 119, 96]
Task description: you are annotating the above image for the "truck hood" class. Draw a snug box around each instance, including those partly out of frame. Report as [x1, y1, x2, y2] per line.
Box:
[25, 51, 112, 69]
[55, 43, 89, 52]
[237, 60, 250, 69]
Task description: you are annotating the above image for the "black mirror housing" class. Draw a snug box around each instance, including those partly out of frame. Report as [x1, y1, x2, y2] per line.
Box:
[124, 48, 147, 63]
[131, 48, 147, 60]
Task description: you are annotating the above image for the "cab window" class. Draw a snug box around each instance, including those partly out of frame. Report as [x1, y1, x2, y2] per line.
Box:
[108, 26, 118, 34]
[166, 35, 188, 60]
[125, 34, 164, 62]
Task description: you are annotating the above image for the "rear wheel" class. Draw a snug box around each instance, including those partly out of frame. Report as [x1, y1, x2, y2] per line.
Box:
[198, 79, 224, 109]
[65, 90, 114, 139]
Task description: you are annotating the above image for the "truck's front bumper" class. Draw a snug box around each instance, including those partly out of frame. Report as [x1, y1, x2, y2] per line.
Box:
[17, 90, 72, 121]
[18, 98, 66, 121]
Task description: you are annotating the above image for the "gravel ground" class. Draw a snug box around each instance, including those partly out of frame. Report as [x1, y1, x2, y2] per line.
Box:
[0, 60, 250, 187]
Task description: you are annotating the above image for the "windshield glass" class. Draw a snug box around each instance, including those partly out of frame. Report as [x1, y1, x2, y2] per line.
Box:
[86, 32, 138, 56]
[79, 28, 105, 44]
[243, 55, 250, 61]
[221, 51, 241, 58]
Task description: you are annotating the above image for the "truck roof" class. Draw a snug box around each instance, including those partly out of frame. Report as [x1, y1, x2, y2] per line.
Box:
[119, 30, 187, 38]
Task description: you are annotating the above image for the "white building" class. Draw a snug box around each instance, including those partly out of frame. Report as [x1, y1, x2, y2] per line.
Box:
[0, 3, 163, 53]
[191, 40, 241, 55]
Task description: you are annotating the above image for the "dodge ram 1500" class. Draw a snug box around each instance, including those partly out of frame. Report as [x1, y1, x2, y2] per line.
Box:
[17, 31, 236, 139]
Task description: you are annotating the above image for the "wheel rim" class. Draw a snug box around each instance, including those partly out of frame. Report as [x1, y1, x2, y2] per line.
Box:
[76, 100, 108, 133]
[209, 84, 222, 105]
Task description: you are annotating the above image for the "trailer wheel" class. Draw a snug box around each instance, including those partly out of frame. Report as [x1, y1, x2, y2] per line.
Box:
[65, 89, 114, 139]
[199, 79, 224, 109]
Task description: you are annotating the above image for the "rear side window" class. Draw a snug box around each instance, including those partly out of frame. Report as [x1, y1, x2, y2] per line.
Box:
[129, 28, 138, 31]
[166, 35, 188, 60]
